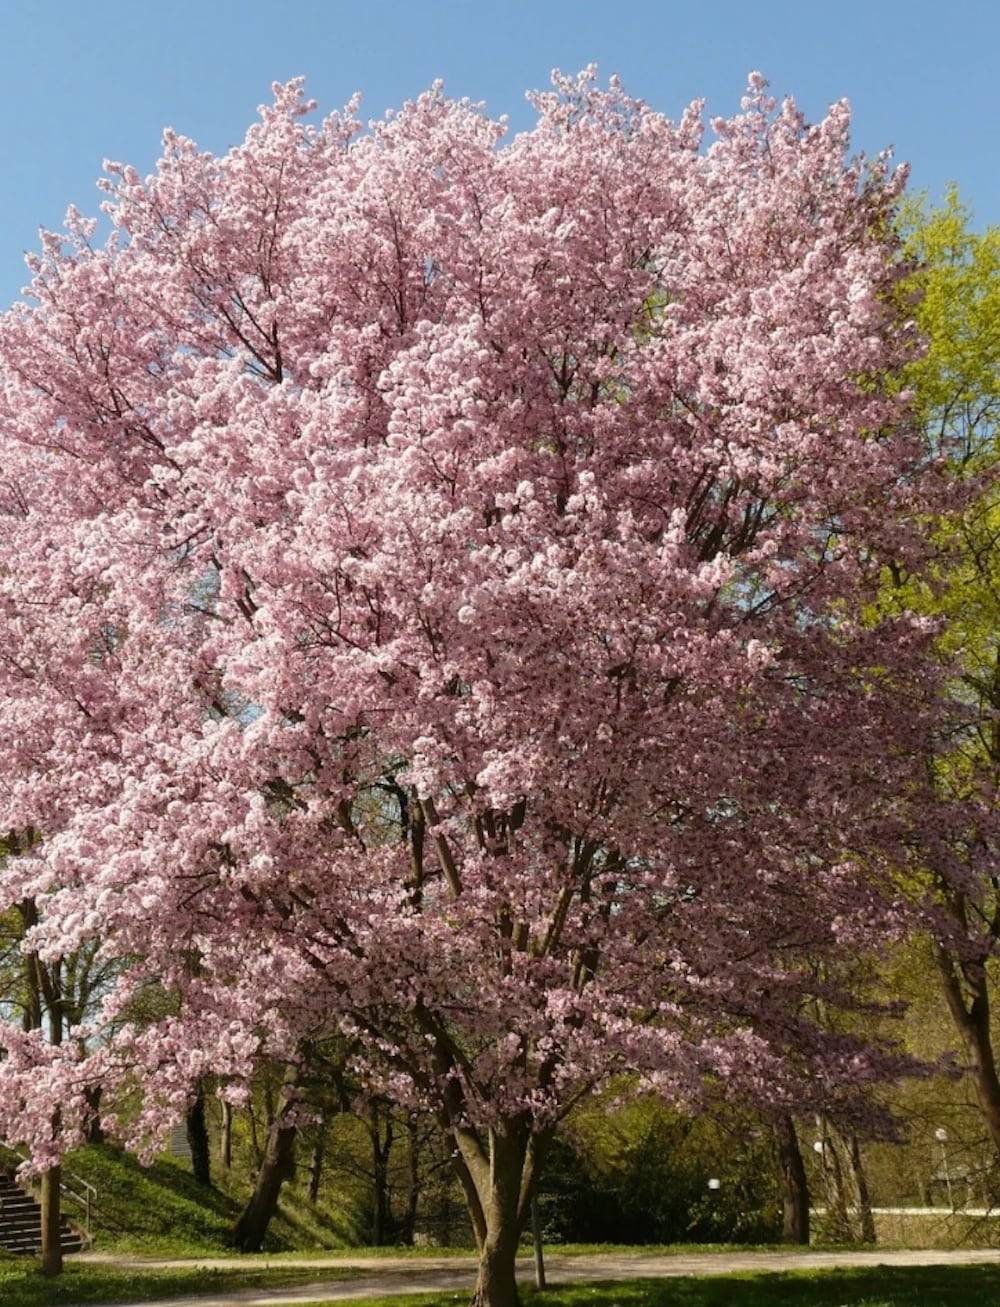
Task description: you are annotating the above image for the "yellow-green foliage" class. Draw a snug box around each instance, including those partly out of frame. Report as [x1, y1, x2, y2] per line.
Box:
[885, 191, 1000, 788]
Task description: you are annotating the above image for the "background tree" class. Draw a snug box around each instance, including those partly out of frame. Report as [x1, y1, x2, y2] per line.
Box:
[882, 191, 1000, 1174]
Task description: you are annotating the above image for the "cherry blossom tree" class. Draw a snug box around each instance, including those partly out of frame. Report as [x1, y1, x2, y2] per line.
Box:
[0, 69, 957, 1302]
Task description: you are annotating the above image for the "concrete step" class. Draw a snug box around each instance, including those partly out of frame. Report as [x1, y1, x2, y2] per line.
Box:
[0, 1170, 84, 1254]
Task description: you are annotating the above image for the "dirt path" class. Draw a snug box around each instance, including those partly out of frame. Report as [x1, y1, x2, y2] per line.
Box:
[74, 1246, 1000, 1307]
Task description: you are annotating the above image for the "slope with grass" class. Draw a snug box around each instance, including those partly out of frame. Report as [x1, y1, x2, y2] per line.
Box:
[61, 1144, 365, 1254]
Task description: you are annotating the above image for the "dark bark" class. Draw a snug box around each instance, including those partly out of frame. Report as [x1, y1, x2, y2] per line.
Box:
[85, 1085, 105, 1145]
[247, 1099, 263, 1168]
[187, 1085, 212, 1187]
[231, 1080, 299, 1252]
[220, 1101, 233, 1171]
[774, 1113, 810, 1245]
[370, 1103, 394, 1245]
[21, 900, 63, 1277]
[400, 1113, 421, 1245]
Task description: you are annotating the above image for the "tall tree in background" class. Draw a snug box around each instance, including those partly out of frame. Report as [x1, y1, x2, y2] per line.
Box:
[0, 71, 962, 1302]
[889, 192, 1000, 1169]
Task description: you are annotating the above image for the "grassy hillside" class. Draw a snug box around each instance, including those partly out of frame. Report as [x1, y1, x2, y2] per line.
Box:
[61, 1144, 365, 1254]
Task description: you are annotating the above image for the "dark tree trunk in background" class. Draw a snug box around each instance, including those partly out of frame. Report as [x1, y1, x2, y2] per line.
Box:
[847, 1133, 876, 1244]
[400, 1113, 421, 1245]
[186, 1085, 212, 1186]
[774, 1113, 810, 1245]
[20, 898, 63, 1278]
[247, 1100, 263, 1168]
[308, 1121, 325, 1205]
[937, 944, 1000, 1165]
[220, 1101, 233, 1170]
[231, 1079, 299, 1252]
[85, 1085, 105, 1145]
[370, 1103, 394, 1245]
[817, 1117, 854, 1243]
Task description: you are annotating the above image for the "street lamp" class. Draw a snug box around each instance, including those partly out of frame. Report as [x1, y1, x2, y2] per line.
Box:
[707, 1177, 721, 1191]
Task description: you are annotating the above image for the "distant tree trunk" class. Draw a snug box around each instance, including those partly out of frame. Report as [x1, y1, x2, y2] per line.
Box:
[220, 1101, 233, 1170]
[20, 901, 63, 1278]
[816, 1117, 853, 1243]
[263, 1072, 277, 1127]
[370, 1103, 394, 1245]
[774, 1113, 810, 1245]
[247, 1099, 263, 1168]
[231, 1075, 299, 1252]
[85, 1085, 105, 1145]
[846, 1133, 876, 1244]
[400, 1113, 421, 1245]
[187, 1085, 212, 1186]
[308, 1121, 325, 1205]
[936, 944, 1000, 1165]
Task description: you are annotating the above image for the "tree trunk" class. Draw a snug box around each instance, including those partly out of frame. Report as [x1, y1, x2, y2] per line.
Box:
[187, 1085, 212, 1186]
[774, 1113, 809, 1245]
[231, 1080, 298, 1252]
[470, 1133, 526, 1307]
[220, 1101, 233, 1171]
[400, 1113, 420, 1245]
[40, 1162, 63, 1277]
[29, 923, 64, 1278]
[370, 1103, 394, 1245]
[936, 946, 1000, 1162]
[816, 1117, 854, 1243]
[847, 1133, 876, 1244]
[85, 1085, 105, 1145]
[450, 1120, 548, 1307]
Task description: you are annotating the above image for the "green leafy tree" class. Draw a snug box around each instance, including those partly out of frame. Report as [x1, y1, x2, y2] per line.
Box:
[887, 190, 1000, 1167]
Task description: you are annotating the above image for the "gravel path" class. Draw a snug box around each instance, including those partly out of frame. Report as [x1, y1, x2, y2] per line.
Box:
[72, 1246, 1000, 1307]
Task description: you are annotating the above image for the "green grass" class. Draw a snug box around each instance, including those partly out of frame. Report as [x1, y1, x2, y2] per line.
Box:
[60, 1143, 363, 1254]
[0, 1254, 355, 1306]
[283, 1267, 1000, 1307]
[4, 1256, 999, 1307]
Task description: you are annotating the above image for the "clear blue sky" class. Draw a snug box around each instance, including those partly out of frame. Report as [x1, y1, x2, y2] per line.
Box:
[1, 0, 996, 307]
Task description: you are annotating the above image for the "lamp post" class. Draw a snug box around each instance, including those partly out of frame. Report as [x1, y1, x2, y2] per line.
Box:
[934, 1128, 954, 1211]
[530, 1197, 546, 1290]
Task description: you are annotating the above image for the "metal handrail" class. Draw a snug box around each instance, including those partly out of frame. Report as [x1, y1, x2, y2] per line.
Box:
[0, 1142, 98, 1244]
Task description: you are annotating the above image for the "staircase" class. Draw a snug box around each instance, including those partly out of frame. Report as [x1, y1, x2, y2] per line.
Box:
[0, 1172, 84, 1254]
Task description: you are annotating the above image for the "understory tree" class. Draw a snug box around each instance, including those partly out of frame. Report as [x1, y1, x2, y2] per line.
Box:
[0, 70, 965, 1303]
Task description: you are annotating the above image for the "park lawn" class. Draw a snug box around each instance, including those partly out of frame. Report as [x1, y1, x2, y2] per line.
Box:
[286, 1266, 1000, 1307]
[0, 1255, 356, 1306]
